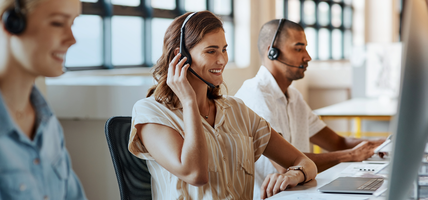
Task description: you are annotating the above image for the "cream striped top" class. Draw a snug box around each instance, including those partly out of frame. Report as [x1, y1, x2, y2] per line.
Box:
[128, 96, 272, 200]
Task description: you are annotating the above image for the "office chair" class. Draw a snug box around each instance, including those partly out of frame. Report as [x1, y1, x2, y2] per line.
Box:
[105, 116, 152, 200]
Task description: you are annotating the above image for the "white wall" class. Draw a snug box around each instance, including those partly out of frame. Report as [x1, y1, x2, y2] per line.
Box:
[365, 0, 400, 43]
[62, 119, 120, 200]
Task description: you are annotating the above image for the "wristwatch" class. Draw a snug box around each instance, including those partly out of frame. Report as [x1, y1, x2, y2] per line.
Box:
[287, 166, 309, 185]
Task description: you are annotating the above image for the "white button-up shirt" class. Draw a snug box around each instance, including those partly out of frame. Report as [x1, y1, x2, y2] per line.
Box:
[235, 66, 326, 200]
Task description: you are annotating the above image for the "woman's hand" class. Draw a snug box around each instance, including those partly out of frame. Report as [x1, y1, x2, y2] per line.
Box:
[167, 53, 196, 104]
[260, 171, 303, 199]
[261, 130, 317, 199]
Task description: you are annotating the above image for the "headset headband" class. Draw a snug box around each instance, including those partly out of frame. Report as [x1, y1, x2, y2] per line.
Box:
[181, 12, 198, 30]
[14, 0, 22, 13]
[178, 12, 215, 88]
[270, 18, 283, 51]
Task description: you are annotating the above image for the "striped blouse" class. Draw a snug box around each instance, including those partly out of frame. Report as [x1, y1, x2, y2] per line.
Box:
[128, 96, 272, 200]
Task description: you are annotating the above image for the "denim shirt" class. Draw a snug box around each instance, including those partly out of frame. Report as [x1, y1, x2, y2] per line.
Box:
[0, 86, 87, 200]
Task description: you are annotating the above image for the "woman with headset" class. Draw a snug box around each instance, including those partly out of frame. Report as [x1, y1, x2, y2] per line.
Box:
[128, 11, 317, 199]
[0, 0, 86, 199]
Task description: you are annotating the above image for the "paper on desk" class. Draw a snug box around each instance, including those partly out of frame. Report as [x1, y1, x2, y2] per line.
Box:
[339, 163, 388, 178]
[268, 193, 369, 200]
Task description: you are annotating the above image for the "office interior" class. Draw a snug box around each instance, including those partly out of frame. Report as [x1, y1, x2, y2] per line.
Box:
[33, 0, 402, 199]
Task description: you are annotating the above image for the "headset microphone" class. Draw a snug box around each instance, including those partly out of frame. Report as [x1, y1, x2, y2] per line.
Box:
[276, 60, 305, 69]
[179, 12, 216, 88]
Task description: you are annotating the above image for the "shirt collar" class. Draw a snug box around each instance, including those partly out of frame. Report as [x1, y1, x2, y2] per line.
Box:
[256, 65, 296, 102]
[213, 97, 231, 109]
[30, 86, 53, 132]
[0, 86, 53, 137]
[256, 66, 286, 100]
[0, 90, 16, 137]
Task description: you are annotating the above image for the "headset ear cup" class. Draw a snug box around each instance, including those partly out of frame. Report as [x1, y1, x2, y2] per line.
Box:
[268, 47, 279, 60]
[2, 9, 26, 34]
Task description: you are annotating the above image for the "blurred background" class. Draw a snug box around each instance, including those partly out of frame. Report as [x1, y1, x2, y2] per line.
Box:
[35, 0, 403, 199]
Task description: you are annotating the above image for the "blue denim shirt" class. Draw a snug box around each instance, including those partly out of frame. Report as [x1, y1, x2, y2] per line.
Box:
[0, 86, 87, 200]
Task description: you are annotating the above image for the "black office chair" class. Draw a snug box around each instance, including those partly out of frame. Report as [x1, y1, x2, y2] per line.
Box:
[105, 116, 152, 200]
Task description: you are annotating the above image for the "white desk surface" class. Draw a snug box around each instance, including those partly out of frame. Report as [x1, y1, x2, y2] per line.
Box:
[313, 98, 397, 117]
[266, 162, 385, 200]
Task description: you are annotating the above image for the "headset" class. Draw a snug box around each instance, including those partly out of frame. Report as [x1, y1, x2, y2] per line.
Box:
[179, 12, 216, 88]
[2, 0, 26, 34]
[2, 0, 68, 74]
[267, 19, 304, 69]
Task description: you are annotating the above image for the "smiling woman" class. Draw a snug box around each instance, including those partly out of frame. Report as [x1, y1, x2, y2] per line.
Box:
[147, 11, 225, 108]
[0, 0, 86, 199]
[128, 11, 317, 200]
[1, 0, 81, 77]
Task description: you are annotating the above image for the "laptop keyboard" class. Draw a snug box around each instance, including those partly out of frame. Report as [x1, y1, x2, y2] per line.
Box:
[357, 178, 384, 190]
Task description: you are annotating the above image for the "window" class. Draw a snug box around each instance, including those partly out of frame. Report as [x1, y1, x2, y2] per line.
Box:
[283, 0, 353, 60]
[65, 0, 234, 70]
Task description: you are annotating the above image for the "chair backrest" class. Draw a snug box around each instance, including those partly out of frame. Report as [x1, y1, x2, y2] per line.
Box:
[104, 116, 151, 200]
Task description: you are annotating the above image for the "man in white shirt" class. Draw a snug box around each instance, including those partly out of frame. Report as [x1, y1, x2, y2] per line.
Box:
[235, 19, 385, 199]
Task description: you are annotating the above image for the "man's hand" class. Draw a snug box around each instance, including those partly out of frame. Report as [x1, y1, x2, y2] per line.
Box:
[347, 141, 381, 162]
[370, 138, 386, 147]
[369, 138, 388, 158]
[260, 170, 303, 199]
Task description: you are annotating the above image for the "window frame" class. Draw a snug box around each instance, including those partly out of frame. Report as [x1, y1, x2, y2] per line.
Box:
[66, 0, 234, 71]
[283, 0, 353, 60]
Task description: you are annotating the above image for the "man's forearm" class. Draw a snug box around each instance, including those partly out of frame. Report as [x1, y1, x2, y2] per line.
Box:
[304, 151, 352, 172]
[343, 137, 366, 149]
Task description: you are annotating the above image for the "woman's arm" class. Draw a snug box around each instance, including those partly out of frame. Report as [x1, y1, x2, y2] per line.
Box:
[137, 53, 209, 186]
[260, 129, 317, 199]
[137, 106, 208, 186]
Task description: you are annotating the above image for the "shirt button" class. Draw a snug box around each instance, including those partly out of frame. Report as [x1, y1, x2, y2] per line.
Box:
[19, 184, 26, 191]
[34, 158, 40, 165]
[44, 195, 49, 200]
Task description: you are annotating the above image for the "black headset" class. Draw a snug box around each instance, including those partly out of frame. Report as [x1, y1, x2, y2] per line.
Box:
[2, 0, 26, 34]
[179, 12, 216, 88]
[267, 19, 283, 61]
[267, 19, 304, 69]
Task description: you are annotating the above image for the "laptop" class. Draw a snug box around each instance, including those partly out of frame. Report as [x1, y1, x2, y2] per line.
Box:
[318, 177, 385, 194]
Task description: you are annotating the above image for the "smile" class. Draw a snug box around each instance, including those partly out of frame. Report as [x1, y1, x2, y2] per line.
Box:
[53, 53, 65, 60]
[209, 69, 222, 73]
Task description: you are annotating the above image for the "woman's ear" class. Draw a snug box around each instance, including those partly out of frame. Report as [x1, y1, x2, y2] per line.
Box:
[174, 48, 180, 56]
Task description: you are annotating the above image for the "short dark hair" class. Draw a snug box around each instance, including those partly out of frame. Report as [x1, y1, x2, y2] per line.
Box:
[257, 19, 304, 59]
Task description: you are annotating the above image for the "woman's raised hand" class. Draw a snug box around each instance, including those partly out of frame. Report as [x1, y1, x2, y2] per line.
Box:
[167, 53, 196, 103]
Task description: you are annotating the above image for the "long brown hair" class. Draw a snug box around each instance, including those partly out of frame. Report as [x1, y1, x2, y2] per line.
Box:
[147, 11, 225, 108]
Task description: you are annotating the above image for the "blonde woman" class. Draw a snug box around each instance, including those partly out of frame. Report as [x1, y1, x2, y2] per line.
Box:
[0, 0, 86, 199]
[128, 11, 317, 199]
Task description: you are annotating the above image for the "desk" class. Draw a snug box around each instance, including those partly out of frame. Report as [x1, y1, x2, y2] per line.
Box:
[313, 98, 396, 153]
[266, 162, 385, 200]
[314, 98, 396, 119]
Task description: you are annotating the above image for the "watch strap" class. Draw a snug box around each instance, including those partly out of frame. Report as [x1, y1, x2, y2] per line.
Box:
[287, 166, 309, 185]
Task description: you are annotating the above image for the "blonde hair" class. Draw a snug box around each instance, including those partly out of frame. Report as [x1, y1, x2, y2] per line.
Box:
[0, 0, 45, 17]
[147, 11, 226, 108]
